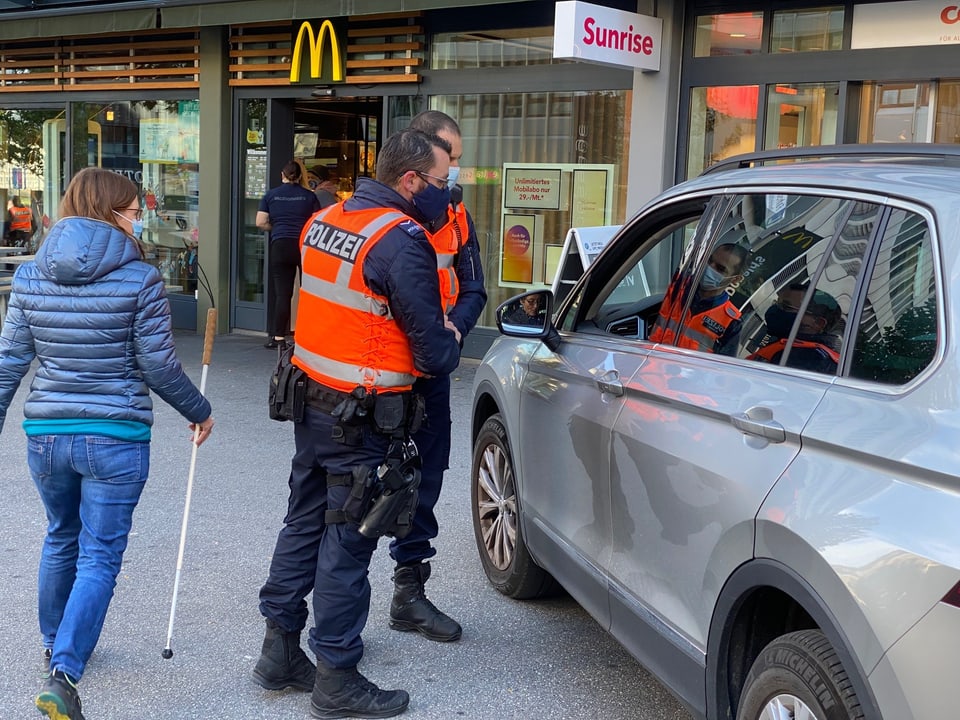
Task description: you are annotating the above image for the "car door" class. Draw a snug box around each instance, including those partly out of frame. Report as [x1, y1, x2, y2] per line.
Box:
[604, 191, 883, 671]
[516, 196, 716, 629]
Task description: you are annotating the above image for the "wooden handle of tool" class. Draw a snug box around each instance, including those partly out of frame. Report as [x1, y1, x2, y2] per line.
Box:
[201, 308, 217, 365]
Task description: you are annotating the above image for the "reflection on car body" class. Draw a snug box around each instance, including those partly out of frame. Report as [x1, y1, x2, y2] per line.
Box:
[472, 145, 960, 720]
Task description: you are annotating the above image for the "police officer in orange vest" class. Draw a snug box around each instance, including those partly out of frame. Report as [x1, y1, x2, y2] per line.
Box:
[254, 129, 461, 719]
[751, 284, 842, 373]
[650, 242, 749, 354]
[8, 196, 33, 247]
[384, 110, 486, 643]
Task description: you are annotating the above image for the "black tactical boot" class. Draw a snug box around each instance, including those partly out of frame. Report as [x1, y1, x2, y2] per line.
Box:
[252, 619, 316, 691]
[36, 669, 86, 720]
[389, 562, 462, 642]
[310, 663, 409, 719]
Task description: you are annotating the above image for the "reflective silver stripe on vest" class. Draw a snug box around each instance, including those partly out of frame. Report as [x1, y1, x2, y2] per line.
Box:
[300, 210, 407, 318]
[436, 252, 455, 269]
[294, 342, 415, 390]
[439, 266, 457, 312]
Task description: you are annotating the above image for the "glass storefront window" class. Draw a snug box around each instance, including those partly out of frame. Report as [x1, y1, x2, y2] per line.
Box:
[694, 12, 764, 57]
[430, 90, 631, 328]
[687, 86, 758, 177]
[70, 100, 200, 296]
[935, 81, 960, 143]
[432, 27, 560, 68]
[771, 7, 843, 53]
[858, 82, 933, 143]
[764, 82, 839, 149]
[0, 108, 65, 253]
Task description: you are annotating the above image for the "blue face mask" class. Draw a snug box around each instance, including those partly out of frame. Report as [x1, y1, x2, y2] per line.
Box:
[699, 264, 729, 290]
[446, 165, 460, 188]
[114, 210, 144, 240]
[413, 181, 451, 221]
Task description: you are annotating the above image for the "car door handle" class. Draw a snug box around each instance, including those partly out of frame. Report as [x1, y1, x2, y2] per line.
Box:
[731, 407, 786, 443]
[595, 368, 624, 397]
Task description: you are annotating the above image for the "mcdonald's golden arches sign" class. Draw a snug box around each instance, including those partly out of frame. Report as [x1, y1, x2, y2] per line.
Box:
[289, 19, 347, 84]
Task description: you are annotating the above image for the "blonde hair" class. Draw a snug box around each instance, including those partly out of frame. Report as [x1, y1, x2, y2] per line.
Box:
[60, 167, 138, 233]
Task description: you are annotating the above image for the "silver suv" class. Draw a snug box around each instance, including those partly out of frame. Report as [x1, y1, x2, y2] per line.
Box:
[470, 145, 960, 720]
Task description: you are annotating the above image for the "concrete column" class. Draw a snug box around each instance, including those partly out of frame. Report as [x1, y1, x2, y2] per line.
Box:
[197, 26, 231, 332]
[627, 0, 684, 215]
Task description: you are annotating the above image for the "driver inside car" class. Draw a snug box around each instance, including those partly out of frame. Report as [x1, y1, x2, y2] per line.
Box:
[749, 283, 842, 374]
[649, 242, 750, 355]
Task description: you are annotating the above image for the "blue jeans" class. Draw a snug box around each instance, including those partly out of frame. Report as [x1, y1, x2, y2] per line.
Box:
[28, 434, 149, 681]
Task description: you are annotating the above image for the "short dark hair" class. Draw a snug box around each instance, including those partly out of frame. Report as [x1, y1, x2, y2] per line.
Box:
[376, 129, 451, 188]
[409, 110, 461, 138]
[715, 242, 750, 273]
[313, 166, 330, 182]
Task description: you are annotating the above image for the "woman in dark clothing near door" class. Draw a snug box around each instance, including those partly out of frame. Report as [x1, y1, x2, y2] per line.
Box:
[257, 160, 322, 349]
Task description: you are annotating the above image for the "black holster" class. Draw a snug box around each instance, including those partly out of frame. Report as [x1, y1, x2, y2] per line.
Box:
[269, 341, 306, 422]
[358, 441, 422, 539]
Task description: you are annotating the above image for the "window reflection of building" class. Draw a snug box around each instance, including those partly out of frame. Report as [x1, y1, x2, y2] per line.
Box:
[74, 100, 201, 296]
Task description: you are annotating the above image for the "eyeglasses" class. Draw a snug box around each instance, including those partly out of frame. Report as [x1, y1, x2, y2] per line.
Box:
[416, 171, 452, 189]
[775, 297, 822, 317]
[115, 206, 143, 221]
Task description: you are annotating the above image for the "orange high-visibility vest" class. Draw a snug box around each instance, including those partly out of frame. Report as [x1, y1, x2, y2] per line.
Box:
[650, 279, 741, 352]
[9, 206, 31, 232]
[292, 204, 421, 393]
[749, 338, 840, 366]
[426, 202, 467, 314]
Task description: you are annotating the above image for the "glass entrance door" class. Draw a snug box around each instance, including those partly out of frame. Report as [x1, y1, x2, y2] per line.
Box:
[231, 97, 381, 334]
[859, 82, 934, 143]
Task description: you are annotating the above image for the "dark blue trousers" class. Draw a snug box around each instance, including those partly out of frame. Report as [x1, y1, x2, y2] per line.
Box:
[258, 406, 389, 669]
[389, 374, 451, 566]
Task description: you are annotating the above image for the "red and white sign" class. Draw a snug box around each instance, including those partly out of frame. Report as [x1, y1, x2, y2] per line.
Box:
[553, 0, 662, 72]
[852, 1, 960, 48]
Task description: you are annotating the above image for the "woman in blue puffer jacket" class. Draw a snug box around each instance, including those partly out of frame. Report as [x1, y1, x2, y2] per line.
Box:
[0, 167, 215, 720]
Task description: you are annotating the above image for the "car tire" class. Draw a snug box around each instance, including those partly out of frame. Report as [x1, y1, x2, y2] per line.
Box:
[471, 413, 556, 599]
[736, 629, 865, 720]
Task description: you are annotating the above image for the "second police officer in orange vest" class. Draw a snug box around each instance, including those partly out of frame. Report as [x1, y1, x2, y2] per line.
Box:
[254, 128, 462, 719]
[385, 110, 487, 642]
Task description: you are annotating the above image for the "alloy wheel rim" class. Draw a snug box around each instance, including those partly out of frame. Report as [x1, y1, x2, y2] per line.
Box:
[757, 694, 821, 720]
[476, 441, 517, 571]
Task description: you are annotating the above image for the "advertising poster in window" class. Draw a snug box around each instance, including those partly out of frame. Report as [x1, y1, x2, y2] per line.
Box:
[501, 214, 539, 284]
[572, 168, 609, 226]
[504, 168, 562, 210]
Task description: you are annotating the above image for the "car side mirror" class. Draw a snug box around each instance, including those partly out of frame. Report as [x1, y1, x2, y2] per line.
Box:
[496, 290, 559, 350]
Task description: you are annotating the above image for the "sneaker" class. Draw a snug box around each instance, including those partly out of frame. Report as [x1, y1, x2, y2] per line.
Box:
[36, 669, 85, 720]
[41, 648, 52, 677]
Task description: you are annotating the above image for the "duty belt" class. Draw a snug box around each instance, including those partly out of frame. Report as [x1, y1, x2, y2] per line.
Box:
[304, 378, 351, 413]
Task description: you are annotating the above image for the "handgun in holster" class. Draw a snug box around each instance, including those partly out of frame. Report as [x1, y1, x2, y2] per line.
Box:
[358, 441, 421, 539]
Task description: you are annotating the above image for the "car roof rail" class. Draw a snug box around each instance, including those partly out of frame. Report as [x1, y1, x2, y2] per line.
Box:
[700, 143, 960, 175]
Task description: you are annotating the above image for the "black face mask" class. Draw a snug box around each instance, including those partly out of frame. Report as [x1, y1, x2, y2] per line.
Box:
[764, 305, 798, 338]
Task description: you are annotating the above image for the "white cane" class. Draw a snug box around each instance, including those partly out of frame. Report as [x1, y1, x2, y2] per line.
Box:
[162, 307, 217, 660]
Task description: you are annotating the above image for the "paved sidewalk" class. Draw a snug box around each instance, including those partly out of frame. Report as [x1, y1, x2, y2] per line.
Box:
[0, 331, 689, 720]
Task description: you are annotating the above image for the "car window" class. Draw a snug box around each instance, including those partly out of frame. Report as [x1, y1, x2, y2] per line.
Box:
[850, 208, 938, 384]
[646, 192, 878, 362]
[566, 198, 713, 339]
[732, 197, 881, 374]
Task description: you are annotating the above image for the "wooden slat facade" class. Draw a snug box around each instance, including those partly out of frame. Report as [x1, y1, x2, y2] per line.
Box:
[229, 12, 424, 87]
[0, 29, 200, 92]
